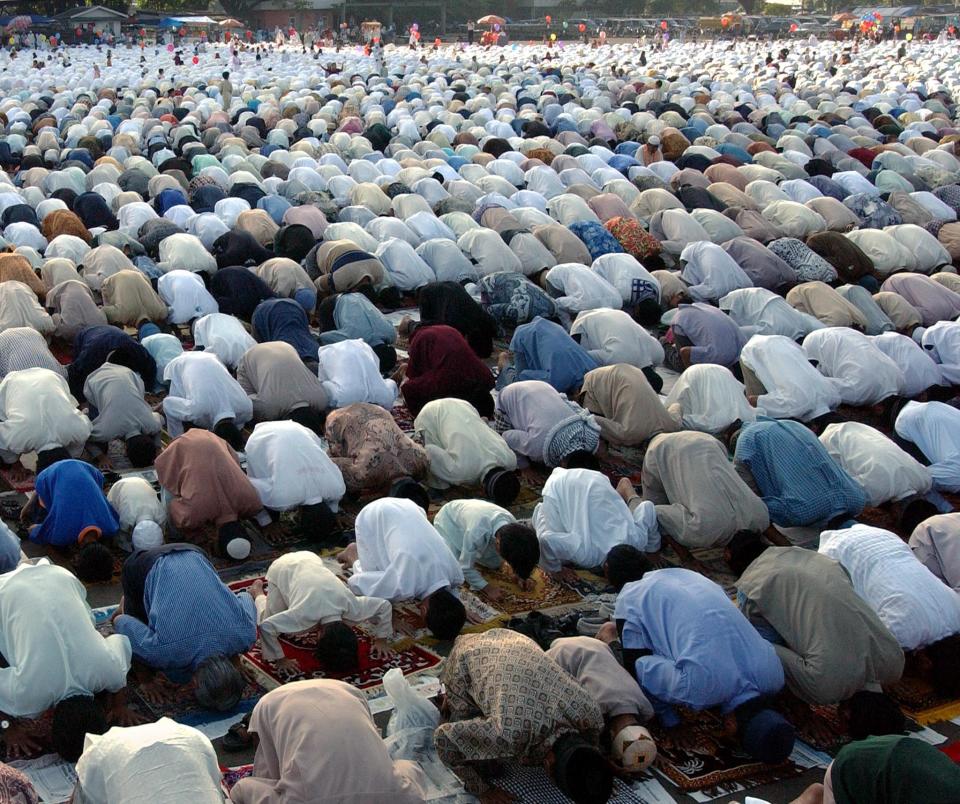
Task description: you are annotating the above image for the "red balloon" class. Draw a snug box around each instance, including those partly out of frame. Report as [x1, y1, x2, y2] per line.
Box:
[545, 15, 551, 23]
[578, 23, 585, 32]
[721, 17, 729, 26]
[660, 20, 668, 30]
[790, 22, 798, 31]
[192, 55, 199, 64]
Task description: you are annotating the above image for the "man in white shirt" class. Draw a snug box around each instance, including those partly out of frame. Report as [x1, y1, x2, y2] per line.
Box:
[664, 363, 755, 435]
[819, 524, 960, 699]
[802, 327, 905, 407]
[433, 499, 540, 602]
[920, 320, 960, 386]
[533, 467, 660, 580]
[248, 551, 393, 675]
[317, 338, 397, 409]
[872, 332, 943, 398]
[679, 241, 752, 303]
[719, 287, 824, 341]
[414, 398, 520, 504]
[338, 497, 467, 640]
[156, 269, 218, 326]
[895, 401, 960, 493]
[74, 719, 223, 804]
[0, 366, 91, 466]
[192, 312, 257, 370]
[107, 476, 166, 551]
[0, 281, 54, 336]
[739, 334, 842, 422]
[244, 420, 346, 543]
[569, 308, 664, 378]
[0, 561, 133, 760]
[590, 253, 660, 322]
[162, 351, 253, 448]
[909, 513, 960, 593]
[543, 263, 622, 319]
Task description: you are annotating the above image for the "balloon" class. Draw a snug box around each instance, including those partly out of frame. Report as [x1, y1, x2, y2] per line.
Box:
[562, 20, 568, 28]
[415, 30, 420, 39]
[434, 37, 441, 45]
[192, 55, 198, 64]
[550, 32, 556, 41]
[166, 43, 174, 52]
[545, 15, 551, 24]
[494, 23, 500, 31]
[660, 20, 668, 30]
[578, 23, 585, 32]
[906, 32, 913, 40]
[790, 23, 798, 32]
[412, 22, 419, 30]
[721, 17, 729, 26]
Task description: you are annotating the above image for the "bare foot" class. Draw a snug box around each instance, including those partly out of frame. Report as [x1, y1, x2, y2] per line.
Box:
[337, 542, 358, 566]
[616, 477, 637, 503]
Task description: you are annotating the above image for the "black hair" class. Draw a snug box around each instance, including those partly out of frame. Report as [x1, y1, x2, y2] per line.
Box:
[213, 418, 245, 451]
[604, 544, 650, 591]
[52, 696, 108, 761]
[561, 450, 600, 471]
[36, 446, 71, 474]
[372, 342, 397, 373]
[217, 520, 248, 555]
[376, 285, 403, 308]
[289, 405, 326, 437]
[74, 542, 114, 583]
[846, 690, 906, 740]
[898, 497, 939, 537]
[725, 531, 769, 578]
[633, 297, 662, 328]
[300, 501, 338, 541]
[927, 633, 960, 697]
[389, 477, 430, 512]
[552, 733, 614, 804]
[497, 523, 540, 581]
[425, 587, 466, 640]
[104, 346, 139, 372]
[483, 468, 520, 506]
[314, 621, 360, 673]
[125, 434, 157, 468]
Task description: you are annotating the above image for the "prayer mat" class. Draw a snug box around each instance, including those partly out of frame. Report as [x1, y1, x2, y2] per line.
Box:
[221, 764, 254, 794]
[494, 764, 666, 803]
[0, 466, 34, 493]
[650, 708, 803, 794]
[772, 698, 850, 754]
[229, 579, 443, 695]
[477, 564, 583, 615]
[887, 675, 960, 725]
[391, 402, 415, 433]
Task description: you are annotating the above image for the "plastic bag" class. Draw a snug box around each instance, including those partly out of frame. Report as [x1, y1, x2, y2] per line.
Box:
[383, 668, 440, 736]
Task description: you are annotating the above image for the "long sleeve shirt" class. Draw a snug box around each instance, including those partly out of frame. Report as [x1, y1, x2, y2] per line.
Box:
[909, 514, 960, 592]
[432, 500, 513, 590]
[614, 569, 785, 727]
[719, 287, 824, 341]
[84, 363, 162, 443]
[664, 363, 755, 435]
[672, 302, 748, 368]
[533, 467, 660, 571]
[157, 270, 218, 325]
[921, 320, 960, 386]
[114, 549, 257, 672]
[496, 380, 587, 462]
[257, 552, 392, 661]
[0, 366, 91, 456]
[192, 313, 257, 369]
[0, 561, 131, 717]
[819, 524, 960, 651]
[318, 293, 396, 347]
[679, 241, 753, 303]
[507, 316, 599, 394]
[569, 308, 663, 369]
[316, 339, 397, 410]
[895, 401, 960, 493]
[162, 351, 253, 436]
[872, 332, 942, 398]
[802, 327, 904, 407]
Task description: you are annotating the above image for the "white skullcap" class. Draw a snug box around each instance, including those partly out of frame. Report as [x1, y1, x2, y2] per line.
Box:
[132, 520, 163, 551]
[226, 538, 252, 561]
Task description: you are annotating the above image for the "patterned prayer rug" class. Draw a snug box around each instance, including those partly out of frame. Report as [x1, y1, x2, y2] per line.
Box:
[494, 764, 665, 803]
[887, 675, 960, 726]
[649, 708, 803, 794]
[477, 564, 584, 615]
[0, 466, 34, 493]
[221, 764, 254, 794]
[229, 578, 443, 695]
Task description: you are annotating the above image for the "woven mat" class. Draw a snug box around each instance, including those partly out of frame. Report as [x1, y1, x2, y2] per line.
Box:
[0, 466, 34, 493]
[477, 564, 584, 615]
[650, 708, 803, 794]
[494, 764, 663, 803]
[229, 578, 443, 695]
[221, 764, 254, 794]
[887, 675, 960, 726]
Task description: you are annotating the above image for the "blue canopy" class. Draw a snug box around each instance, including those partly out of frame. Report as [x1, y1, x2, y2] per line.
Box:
[0, 16, 53, 26]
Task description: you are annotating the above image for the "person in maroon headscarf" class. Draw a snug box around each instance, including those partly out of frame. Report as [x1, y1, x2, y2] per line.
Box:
[399, 325, 495, 418]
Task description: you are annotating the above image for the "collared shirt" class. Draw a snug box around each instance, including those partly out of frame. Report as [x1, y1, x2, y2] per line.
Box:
[614, 569, 784, 727]
[348, 497, 464, 601]
[257, 552, 392, 661]
[895, 401, 960, 493]
[114, 549, 257, 672]
[433, 500, 513, 590]
[0, 561, 131, 717]
[819, 524, 960, 651]
[534, 467, 660, 571]
[735, 418, 867, 527]
[245, 420, 345, 512]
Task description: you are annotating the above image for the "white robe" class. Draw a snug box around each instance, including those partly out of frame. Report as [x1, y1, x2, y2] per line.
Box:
[157, 270, 219, 325]
[348, 497, 464, 600]
[245, 420, 345, 511]
[921, 320, 960, 386]
[0, 367, 91, 457]
[545, 264, 622, 316]
[819, 422, 933, 507]
[819, 524, 960, 650]
[570, 308, 663, 369]
[257, 551, 392, 661]
[533, 467, 660, 573]
[679, 241, 752, 303]
[895, 401, 960, 493]
[374, 238, 435, 292]
[802, 327, 905, 406]
[0, 281, 53, 336]
[162, 351, 253, 436]
[414, 398, 517, 488]
[740, 334, 842, 421]
[884, 224, 952, 273]
[909, 514, 960, 592]
[317, 339, 397, 410]
[871, 332, 942, 397]
[107, 477, 166, 529]
[720, 287, 824, 340]
[591, 253, 660, 304]
[75, 719, 223, 804]
[664, 363, 755, 434]
[192, 313, 256, 370]
[156, 233, 218, 276]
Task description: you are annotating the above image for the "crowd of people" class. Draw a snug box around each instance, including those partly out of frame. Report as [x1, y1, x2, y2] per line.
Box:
[0, 28, 955, 804]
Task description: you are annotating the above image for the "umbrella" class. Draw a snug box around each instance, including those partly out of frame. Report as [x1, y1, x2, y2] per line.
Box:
[477, 14, 505, 26]
[219, 18, 244, 27]
[832, 12, 854, 21]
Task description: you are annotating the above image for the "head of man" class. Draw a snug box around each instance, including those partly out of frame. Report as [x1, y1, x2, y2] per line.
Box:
[313, 621, 360, 672]
[482, 468, 520, 507]
[125, 434, 157, 468]
[920, 634, 960, 698]
[496, 523, 540, 583]
[73, 542, 114, 583]
[604, 544, 651, 591]
[423, 587, 466, 640]
[546, 732, 614, 804]
[389, 477, 430, 512]
[194, 655, 246, 711]
[724, 531, 769, 578]
[36, 446, 70, 474]
[840, 690, 906, 740]
[213, 417, 245, 451]
[735, 702, 795, 764]
[289, 405, 326, 437]
[560, 450, 600, 471]
[52, 696, 108, 761]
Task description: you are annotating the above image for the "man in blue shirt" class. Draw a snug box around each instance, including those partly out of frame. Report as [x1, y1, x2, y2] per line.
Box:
[114, 544, 256, 712]
[498, 316, 599, 394]
[605, 567, 794, 764]
[733, 418, 867, 528]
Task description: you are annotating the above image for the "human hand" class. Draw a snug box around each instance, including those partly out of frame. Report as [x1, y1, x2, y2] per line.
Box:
[596, 621, 618, 644]
[497, 351, 512, 370]
[2, 722, 41, 759]
[369, 638, 395, 660]
[271, 657, 300, 676]
[248, 580, 265, 599]
[548, 566, 580, 585]
[337, 543, 358, 566]
[109, 705, 149, 727]
[139, 676, 178, 706]
[480, 585, 505, 604]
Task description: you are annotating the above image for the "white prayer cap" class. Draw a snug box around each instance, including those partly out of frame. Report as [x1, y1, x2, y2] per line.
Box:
[226, 538, 252, 561]
[133, 521, 164, 551]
